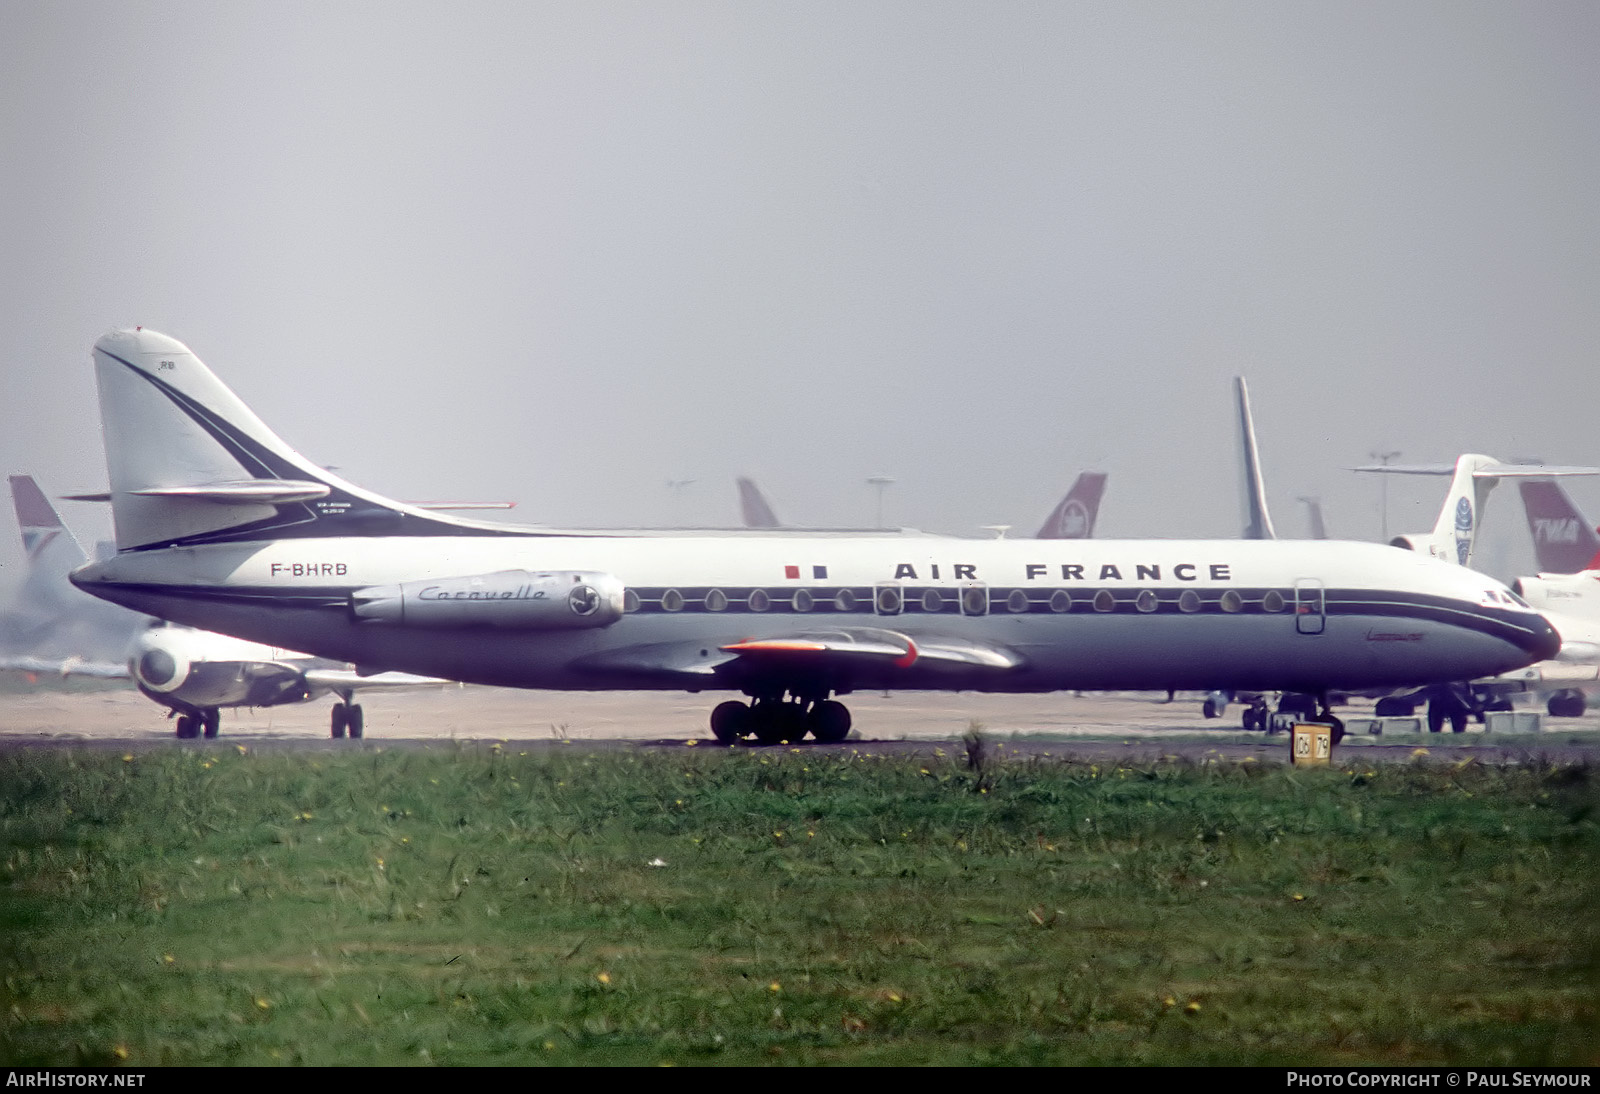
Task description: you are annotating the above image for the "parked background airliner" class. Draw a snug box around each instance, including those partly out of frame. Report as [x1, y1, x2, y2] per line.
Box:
[71, 328, 1559, 744]
[3, 473, 442, 738]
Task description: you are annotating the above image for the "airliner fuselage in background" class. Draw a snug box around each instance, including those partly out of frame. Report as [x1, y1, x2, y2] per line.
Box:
[71, 329, 1559, 743]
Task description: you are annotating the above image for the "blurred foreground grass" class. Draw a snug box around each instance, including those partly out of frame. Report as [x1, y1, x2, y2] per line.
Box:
[1, 739, 1595, 1065]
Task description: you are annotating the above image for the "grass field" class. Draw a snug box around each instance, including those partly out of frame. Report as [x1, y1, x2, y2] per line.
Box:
[1, 736, 1595, 1066]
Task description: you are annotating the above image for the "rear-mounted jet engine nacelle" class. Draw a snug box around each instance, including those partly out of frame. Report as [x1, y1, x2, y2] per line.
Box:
[350, 570, 626, 629]
[131, 634, 192, 693]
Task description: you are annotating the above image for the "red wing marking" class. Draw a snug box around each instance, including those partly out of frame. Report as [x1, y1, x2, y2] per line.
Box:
[894, 637, 918, 668]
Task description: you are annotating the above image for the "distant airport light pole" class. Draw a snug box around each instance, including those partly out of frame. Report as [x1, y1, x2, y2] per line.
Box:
[1369, 449, 1400, 542]
[866, 475, 895, 530]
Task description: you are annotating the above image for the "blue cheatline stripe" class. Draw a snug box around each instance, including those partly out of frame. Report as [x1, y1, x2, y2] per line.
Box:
[75, 577, 1549, 652]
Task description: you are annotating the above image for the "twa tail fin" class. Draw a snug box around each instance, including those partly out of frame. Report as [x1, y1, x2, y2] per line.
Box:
[736, 477, 782, 529]
[1035, 471, 1107, 539]
[90, 329, 491, 552]
[1519, 479, 1600, 574]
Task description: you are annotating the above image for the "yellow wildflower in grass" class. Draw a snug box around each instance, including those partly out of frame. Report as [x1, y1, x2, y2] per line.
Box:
[255, 997, 271, 1010]
[162, 954, 175, 965]
[768, 981, 781, 993]
[1185, 1001, 1201, 1013]
[597, 971, 611, 985]
[121, 754, 133, 763]
[1163, 996, 1176, 1008]
[113, 1045, 129, 1060]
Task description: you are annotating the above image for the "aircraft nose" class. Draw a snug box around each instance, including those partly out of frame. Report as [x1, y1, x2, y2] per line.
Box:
[1526, 613, 1562, 663]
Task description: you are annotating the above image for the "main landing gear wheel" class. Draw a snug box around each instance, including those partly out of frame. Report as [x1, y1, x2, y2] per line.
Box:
[808, 700, 851, 743]
[752, 702, 808, 745]
[175, 714, 199, 739]
[707, 697, 851, 745]
[201, 709, 220, 739]
[1547, 691, 1586, 719]
[1427, 696, 1469, 734]
[710, 700, 750, 744]
[329, 702, 364, 740]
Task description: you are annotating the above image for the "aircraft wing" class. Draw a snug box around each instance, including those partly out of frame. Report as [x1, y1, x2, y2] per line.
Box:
[572, 626, 1023, 688]
[301, 669, 455, 691]
[0, 655, 129, 679]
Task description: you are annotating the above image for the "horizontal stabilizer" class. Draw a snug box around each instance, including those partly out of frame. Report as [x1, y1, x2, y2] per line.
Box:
[1351, 463, 1600, 478]
[130, 479, 331, 505]
[62, 491, 510, 510]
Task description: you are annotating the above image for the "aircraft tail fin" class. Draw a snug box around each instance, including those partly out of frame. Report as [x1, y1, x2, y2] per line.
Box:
[1296, 496, 1328, 540]
[1035, 471, 1107, 539]
[90, 328, 493, 552]
[1519, 479, 1600, 574]
[736, 477, 782, 529]
[9, 474, 87, 568]
[1353, 456, 1599, 568]
[1234, 377, 1276, 540]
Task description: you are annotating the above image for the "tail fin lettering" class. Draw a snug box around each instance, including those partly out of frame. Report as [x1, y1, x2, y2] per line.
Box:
[1519, 479, 1600, 574]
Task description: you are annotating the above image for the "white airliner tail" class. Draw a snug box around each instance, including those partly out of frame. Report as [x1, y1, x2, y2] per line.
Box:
[1352, 455, 1600, 568]
[1234, 378, 1276, 540]
[91, 329, 498, 551]
[736, 477, 782, 529]
[9, 474, 89, 589]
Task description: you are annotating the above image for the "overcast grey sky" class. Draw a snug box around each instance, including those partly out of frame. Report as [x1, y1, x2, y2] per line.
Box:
[2, 1, 1597, 591]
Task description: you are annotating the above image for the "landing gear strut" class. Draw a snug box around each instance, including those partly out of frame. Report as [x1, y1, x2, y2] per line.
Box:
[174, 708, 221, 739]
[330, 700, 364, 739]
[708, 694, 852, 745]
[1242, 692, 1344, 744]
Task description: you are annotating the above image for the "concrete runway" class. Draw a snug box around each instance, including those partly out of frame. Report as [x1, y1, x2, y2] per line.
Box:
[2, 681, 1597, 763]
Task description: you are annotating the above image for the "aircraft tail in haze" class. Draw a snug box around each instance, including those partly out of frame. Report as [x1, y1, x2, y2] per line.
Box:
[1295, 496, 1329, 540]
[1519, 479, 1600, 574]
[737, 477, 782, 529]
[1234, 377, 1276, 540]
[1352, 456, 1600, 568]
[1034, 471, 1108, 539]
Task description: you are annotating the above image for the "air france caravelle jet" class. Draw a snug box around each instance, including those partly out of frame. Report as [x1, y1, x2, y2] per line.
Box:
[71, 329, 1560, 744]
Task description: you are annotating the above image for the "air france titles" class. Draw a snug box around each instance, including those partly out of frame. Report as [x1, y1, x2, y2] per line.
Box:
[888, 562, 1234, 582]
